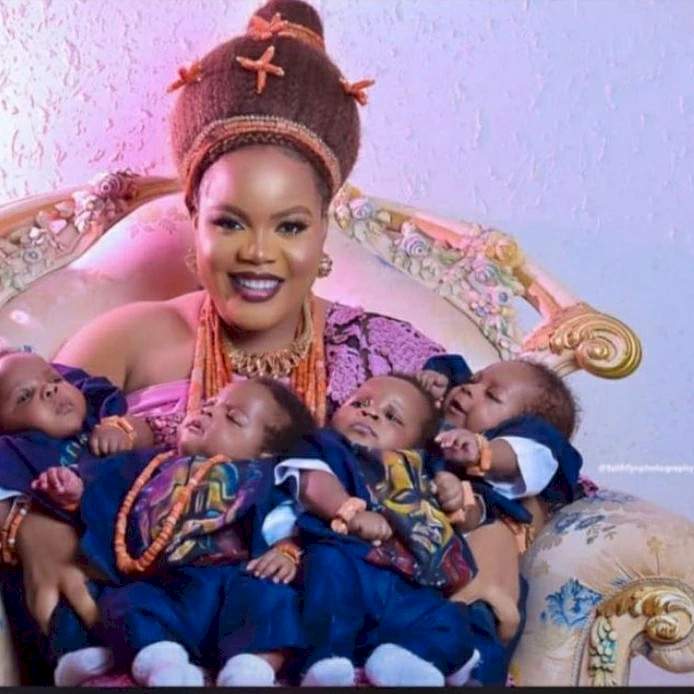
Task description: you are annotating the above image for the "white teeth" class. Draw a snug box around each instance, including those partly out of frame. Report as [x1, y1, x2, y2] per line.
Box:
[234, 278, 280, 291]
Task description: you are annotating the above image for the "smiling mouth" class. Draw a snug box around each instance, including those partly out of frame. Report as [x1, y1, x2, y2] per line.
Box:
[229, 273, 284, 303]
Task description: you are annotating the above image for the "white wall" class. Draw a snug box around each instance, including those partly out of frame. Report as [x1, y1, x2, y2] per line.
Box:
[1, 1, 693, 682]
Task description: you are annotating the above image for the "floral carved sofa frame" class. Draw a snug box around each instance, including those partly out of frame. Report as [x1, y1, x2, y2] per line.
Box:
[0, 171, 692, 686]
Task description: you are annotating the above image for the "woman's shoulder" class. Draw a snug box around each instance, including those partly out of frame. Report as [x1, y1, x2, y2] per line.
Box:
[54, 291, 204, 389]
[59, 291, 202, 351]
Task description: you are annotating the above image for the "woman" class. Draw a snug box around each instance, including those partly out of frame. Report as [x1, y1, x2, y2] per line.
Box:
[2, 0, 523, 685]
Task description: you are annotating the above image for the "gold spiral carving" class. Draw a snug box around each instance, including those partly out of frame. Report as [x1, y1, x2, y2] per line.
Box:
[523, 302, 642, 379]
[634, 590, 694, 644]
[588, 585, 694, 686]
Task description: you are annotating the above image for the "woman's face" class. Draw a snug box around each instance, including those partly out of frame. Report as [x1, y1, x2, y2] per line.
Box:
[194, 145, 328, 335]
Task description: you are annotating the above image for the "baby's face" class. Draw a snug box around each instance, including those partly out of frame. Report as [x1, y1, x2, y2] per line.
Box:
[332, 376, 431, 451]
[178, 380, 288, 459]
[0, 353, 87, 438]
[442, 361, 539, 433]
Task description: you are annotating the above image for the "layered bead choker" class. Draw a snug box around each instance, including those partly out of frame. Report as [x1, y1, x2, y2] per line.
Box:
[222, 298, 313, 379]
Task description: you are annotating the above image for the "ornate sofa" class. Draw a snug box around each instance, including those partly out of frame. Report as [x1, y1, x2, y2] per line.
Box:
[0, 171, 692, 686]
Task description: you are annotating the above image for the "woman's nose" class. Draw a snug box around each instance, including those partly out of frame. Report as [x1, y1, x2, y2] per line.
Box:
[238, 230, 275, 265]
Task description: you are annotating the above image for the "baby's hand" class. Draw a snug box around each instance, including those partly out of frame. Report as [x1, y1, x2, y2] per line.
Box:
[436, 427, 480, 466]
[433, 470, 465, 514]
[348, 510, 393, 545]
[89, 422, 132, 456]
[433, 472, 480, 530]
[416, 369, 450, 407]
[246, 545, 298, 584]
[31, 467, 84, 510]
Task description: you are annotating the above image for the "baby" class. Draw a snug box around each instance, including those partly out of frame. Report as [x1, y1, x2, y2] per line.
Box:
[418, 354, 582, 643]
[275, 374, 480, 687]
[32, 377, 316, 688]
[0, 347, 153, 518]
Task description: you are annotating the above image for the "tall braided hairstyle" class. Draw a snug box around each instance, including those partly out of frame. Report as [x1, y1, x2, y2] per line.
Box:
[169, 0, 365, 213]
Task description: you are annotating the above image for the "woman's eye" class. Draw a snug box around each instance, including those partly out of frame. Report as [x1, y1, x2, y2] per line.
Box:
[214, 217, 243, 232]
[486, 390, 502, 403]
[350, 399, 364, 408]
[277, 220, 308, 236]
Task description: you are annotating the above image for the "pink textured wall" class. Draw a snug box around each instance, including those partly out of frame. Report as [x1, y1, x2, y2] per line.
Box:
[1, 2, 693, 683]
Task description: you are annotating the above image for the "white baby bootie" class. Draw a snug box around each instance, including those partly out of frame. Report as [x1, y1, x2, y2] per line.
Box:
[216, 653, 276, 686]
[131, 641, 204, 687]
[301, 656, 355, 686]
[364, 643, 444, 686]
[54, 646, 114, 686]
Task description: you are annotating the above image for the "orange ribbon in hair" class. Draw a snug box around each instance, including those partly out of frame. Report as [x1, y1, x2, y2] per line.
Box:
[236, 46, 285, 95]
[247, 11, 325, 52]
[248, 12, 289, 40]
[340, 78, 375, 106]
[167, 60, 204, 93]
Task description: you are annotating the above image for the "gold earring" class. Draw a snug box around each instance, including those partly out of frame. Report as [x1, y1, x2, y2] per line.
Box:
[317, 252, 333, 278]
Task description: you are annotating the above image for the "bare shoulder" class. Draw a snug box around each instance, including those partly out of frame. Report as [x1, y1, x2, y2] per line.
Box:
[55, 291, 205, 390]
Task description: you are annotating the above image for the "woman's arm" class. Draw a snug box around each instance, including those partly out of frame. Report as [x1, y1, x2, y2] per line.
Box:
[12, 506, 99, 634]
[54, 304, 137, 388]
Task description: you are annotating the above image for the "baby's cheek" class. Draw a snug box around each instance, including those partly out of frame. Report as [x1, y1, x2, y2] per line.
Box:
[196, 426, 237, 458]
[331, 408, 352, 434]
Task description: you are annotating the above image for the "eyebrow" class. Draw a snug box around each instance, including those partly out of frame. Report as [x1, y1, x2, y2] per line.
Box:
[210, 203, 250, 224]
[269, 205, 313, 221]
[209, 203, 313, 223]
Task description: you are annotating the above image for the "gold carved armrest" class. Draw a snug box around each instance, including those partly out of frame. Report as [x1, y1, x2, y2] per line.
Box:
[331, 184, 642, 378]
